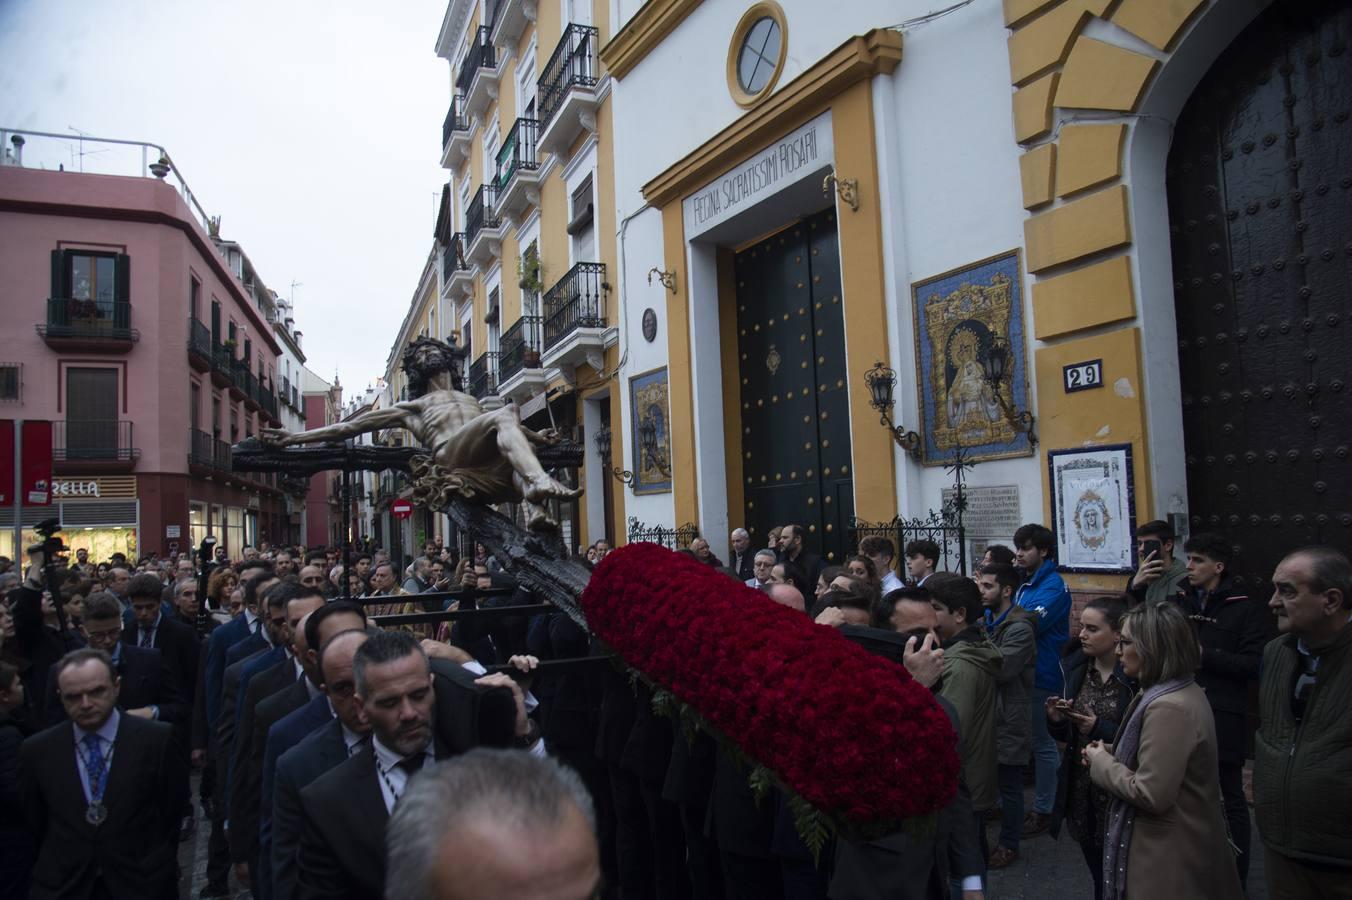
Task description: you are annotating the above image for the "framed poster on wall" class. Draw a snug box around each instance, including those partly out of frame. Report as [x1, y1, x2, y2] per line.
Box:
[629, 366, 673, 495]
[1048, 443, 1137, 573]
[912, 249, 1033, 466]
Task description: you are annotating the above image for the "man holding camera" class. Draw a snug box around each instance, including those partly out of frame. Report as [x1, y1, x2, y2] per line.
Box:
[1125, 520, 1189, 606]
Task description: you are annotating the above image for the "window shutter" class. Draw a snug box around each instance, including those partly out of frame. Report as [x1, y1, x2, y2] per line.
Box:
[114, 254, 131, 303]
[51, 249, 65, 299]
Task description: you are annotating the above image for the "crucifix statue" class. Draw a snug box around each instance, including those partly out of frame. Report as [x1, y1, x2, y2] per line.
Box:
[259, 337, 581, 529]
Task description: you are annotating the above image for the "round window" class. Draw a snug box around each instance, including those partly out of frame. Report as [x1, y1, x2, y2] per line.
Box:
[737, 17, 782, 94]
[727, 3, 787, 108]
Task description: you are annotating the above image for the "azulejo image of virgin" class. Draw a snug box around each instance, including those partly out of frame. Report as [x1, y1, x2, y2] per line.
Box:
[912, 249, 1033, 465]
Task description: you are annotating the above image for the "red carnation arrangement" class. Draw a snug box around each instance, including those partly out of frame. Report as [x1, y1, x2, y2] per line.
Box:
[581, 542, 959, 836]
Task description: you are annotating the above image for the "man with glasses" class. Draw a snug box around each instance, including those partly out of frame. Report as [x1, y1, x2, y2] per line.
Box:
[46, 592, 186, 726]
[1255, 546, 1352, 898]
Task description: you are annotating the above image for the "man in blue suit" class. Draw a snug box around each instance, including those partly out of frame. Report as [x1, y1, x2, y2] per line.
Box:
[203, 563, 276, 729]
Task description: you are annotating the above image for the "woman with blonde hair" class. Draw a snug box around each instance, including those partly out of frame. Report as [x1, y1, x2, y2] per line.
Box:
[1083, 601, 1241, 899]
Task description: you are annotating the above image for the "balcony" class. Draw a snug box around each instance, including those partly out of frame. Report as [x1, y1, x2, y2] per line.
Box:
[541, 262, 614, 372]
[467, 351, 501, 405]
[189, 429, 216, 470]
[496, 315, 548, 403]
[241, 368, 261, 411]
[464, 184, 506, 267]
[537, 24, 600, 157]
[229, 358, 250, 401]
[187, 319, 212, 372]
[493, 117, 541, 225]
[442, 232, 474, 299]
[53, 420, 138, 474]
[456, 26, 499, 120]
[38, 298, 138, 353]
[281, 376, 292, 409]
[258, 379, 280, 423]
[209, 341, 234, 388]
[490, 0, 537, 51]
[440, 94, 474, 169]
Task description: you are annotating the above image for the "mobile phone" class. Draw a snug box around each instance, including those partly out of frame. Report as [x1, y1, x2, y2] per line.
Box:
[1141, 539, 1162, 561]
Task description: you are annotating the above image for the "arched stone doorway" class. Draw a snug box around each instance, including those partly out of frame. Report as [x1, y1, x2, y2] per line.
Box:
[1167, 0, 1352, 590]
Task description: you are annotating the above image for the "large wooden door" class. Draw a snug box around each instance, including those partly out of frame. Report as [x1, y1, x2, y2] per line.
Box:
[1168, 0, 1352, 591]
[735, 208, 854, 566]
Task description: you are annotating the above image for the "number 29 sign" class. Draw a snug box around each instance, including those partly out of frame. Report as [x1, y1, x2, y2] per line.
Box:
[1063, 359, 1104, 394]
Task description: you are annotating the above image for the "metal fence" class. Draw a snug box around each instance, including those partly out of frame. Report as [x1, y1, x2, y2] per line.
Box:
[627, 517, 700, 550]
[847, 510, 968, 577]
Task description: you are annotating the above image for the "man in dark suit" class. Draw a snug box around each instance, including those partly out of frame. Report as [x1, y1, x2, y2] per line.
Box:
[294, 630, 526, 900]
[778, 524, 824, 581]
[203, 563, 276, 730]
[45, 592, 187, 727]
[20, 648, 187, 900]
[124, 572, 200, 699]
[271, 626, 372, 900]
[230, 589, 325, 894]
[730, 527, 756, 582]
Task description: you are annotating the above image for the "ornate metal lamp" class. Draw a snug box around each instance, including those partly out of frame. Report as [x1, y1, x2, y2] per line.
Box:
[593, 424, 633, 484]
[979, 335, 1038, 445]
[864, 361, 921, 460]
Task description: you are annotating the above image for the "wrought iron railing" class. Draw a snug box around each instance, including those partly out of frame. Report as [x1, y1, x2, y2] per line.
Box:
[627, 518, 699, 550]
[441, 94, 470, 149]
[281, 376, 291, 405]
[847, 510, 968, 577]
[465, 183, 500, 248]
[539, 24, 598, 128]
[53, 420, 137, 462]
[468, 351, 500, 400]
[443, 233, 468, 283]
[190, 429, 215, 468]
[188, 318, 212, 358]
[44, 298, 133, 340]
[230, 357, 251, 392]
[212, 341, 235, 379]
[241, 368, 259, 404]
[495, 117, 539, 190]
[455, 26, 496, 96]
[213, 437, 233, 472]
[498, 315, 541, 383]
[542, 262, 605, 350]
[258, 381, 279, 419]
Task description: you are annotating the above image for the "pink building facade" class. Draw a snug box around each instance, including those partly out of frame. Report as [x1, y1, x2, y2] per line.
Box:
[0, 164, 291, 560]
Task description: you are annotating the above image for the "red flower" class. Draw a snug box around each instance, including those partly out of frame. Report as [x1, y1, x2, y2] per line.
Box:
[581, 543, 959, 826]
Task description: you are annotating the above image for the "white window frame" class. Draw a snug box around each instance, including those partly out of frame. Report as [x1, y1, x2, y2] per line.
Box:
[516, 40, 538, 119]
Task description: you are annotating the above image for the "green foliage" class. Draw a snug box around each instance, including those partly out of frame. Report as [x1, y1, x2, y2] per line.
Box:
[748, 765, 774, 807]
[788, 792, 832, 867]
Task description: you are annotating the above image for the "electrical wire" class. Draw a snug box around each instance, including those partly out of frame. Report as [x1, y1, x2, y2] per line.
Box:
[882, 0, 981, 32]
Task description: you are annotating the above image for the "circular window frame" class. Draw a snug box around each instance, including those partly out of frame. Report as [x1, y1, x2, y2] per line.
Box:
[727, 2, 788, 109]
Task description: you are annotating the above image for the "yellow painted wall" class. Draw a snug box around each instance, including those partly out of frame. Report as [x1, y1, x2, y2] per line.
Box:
[662, 203, 699, 527]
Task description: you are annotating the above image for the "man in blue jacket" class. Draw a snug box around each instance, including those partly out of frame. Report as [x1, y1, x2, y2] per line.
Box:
[1012, 523, 1071, 837]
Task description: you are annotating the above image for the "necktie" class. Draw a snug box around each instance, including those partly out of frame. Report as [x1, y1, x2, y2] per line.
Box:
[139, 628, 153, 648]
[82, 733, 108, 803]
[396, 755, 424, 779]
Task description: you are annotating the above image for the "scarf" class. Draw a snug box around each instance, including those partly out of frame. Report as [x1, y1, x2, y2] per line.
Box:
[1101, 678, 1191, 899]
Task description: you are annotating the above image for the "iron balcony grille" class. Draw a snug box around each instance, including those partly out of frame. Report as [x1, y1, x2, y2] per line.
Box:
[443, 233, 469, 283]
[240, 368, 259, 403]
[231, 357, 251, 390]
[538, 24, 598, 129]
[53, 420, 137, 462]
[495, 118, 540, 190]
[442, 95, 470, 148]
[212, 341, 235, 378]
[213, 437, 233, 472]
[188, 318, 212, 357]
[455, 26, 496, 96]
[189, 429, 215, 468]
[468, 351, 500, 400]
[498, 316, 541, 383]
[542, 262, 606, 351]
[627, 517, 700, 550]
[43, 298, 133, 340]
[259, 382, 279, 419]
[465, 184, 500, 248]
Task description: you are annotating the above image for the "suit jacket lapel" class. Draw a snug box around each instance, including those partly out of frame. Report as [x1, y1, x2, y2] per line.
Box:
[53, 724, 92, 823]
[99, 714, 136, 815]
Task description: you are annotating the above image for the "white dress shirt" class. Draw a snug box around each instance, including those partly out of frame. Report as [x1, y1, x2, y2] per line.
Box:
[372, 735, 433, 813]
[73, 708, 121, 804]
[881, 570, 904, 595]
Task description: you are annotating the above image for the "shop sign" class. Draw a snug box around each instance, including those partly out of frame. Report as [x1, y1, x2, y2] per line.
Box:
[49, 476, 138, 500]
[683, 111, 835, 239]
[52, 479, 102, 498]
[22, 421, 53, 505]
[391, 498, 414, 520]
[166, 525, 181, 539]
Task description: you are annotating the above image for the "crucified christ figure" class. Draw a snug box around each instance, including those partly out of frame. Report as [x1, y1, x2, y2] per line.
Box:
[259, 337, 580, 529]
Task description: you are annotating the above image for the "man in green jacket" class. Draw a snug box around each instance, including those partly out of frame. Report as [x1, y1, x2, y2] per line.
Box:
[1125, 520, 1189, 606]
[927, 574, 1002, 832]
[1255, 546, 1352, 897]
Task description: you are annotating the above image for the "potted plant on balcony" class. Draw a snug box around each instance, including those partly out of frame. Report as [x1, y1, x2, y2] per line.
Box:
[517, 249, 544, 294]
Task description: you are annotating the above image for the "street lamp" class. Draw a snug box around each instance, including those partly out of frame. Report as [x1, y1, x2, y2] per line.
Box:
[864, 361, 921, 460]
[592, 425, 633, 484]
[979, 335, 1037, 445]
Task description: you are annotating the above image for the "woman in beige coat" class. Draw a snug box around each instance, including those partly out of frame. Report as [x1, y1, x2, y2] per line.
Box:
[1083, 601, 1242, 900]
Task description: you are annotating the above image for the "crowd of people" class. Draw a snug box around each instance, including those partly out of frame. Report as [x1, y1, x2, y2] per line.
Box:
[0, 519, 1347, 900]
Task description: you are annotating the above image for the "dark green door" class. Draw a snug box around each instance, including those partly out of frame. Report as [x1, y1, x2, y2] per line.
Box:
[735, 208, 854, 567]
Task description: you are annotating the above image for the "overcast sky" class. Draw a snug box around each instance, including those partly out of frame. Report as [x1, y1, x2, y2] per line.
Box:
[0, 0, 450, 398]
